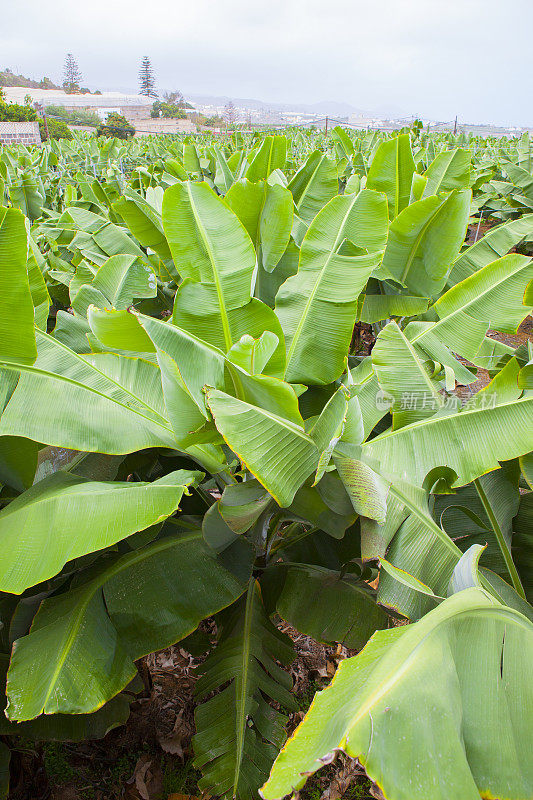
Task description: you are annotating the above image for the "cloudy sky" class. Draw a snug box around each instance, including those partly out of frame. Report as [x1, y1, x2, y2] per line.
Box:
[2, 0, 531, 125]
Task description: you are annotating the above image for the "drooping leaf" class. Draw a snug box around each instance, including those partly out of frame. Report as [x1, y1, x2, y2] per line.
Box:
[372, 320, 443, 428]
[113, 187, 173, 263]
[363, 395, 533, 488]
[447, 213, 533, 286]
[274, 564, 388, 649]
[0, 331, 176, 453]
[0, 469, 201, 593]
[207, 389, 319, 507]
[262, 589, 533, 800]
[6, 529, 249, 720]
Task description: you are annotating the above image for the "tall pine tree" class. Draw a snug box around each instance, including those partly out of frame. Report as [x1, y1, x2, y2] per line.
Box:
[63, 53, 82, 94]
[139, 57, 157, 97]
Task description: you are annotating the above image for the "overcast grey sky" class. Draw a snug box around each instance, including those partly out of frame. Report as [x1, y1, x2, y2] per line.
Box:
[2, 0, 531, 125]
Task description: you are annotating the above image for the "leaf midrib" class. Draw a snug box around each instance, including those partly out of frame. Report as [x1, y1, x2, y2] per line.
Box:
[233, 580, 256, 792]
[187, 183, 233, 351]
[32, 531, 203, 717]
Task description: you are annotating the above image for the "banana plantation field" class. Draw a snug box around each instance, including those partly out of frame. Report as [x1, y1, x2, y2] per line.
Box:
[1, 125, 533, 800]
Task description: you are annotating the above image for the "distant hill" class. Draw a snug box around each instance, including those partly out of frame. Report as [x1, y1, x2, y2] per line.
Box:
[0, 69, 60, 90]
[187, 93, 362, 117]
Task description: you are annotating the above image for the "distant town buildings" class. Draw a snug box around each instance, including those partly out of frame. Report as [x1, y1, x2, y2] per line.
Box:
[1, 86, 531, 137]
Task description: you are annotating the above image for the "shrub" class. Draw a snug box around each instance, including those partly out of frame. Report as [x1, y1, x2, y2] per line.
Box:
[39, 118, 72, 140]
[151, 100, 187, 119]
[96, 112, 135, 139]
[0, 101, 37, 122]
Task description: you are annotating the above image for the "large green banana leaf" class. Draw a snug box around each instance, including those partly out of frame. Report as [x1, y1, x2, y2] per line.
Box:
[276, 190, 388, 384]
[72, 253, 157, 314]
[0, 652, 132, 741]
[163, 181, 255, 350]
[431, 458, 524, 598]
[261, 588, 533, 800]
[331, 126, 355, 161]
[429, 252, 533, 359]
[0, 435, 38, 492]
[274, 564, 388, 649]
[0, 207, 37, 365]
[357, 290, 429, 324]
[226, 178, 293, 272]
[366, 134, 415, 218]
[86, 305, 156, 352]
[421, 147, 471, 197]
[407, 253, 533, 367]
[6, 529, 249, 720]
[0, 331, 177, 453]
[246, 135, 287, 182]
[164, 181, 286, 368]
[0, 469, 200, 593]
[287, 150, 338, 225]
[211, 145, 235, 193]
[371, 321, 442, 427]
[503, 162, 533, 203]
[9, 173, 44, 221]
[207, 389, 319, 507]
[518, 132, 532, 172]
[514, 492, 533, 603]
[173, 282, 287, 374]
[363, 395, 533, 487]
[138, 312, 292, 429]
[138, 313, 226, 414]
[375, 489, 464, 619]
[333, 456, 389, 523]
[27, 234, 50, 329]
[113, 187, 173, 263]
[194, 580, 295, 800]
[381, 189, 470, 297]
[65, 207, 150, 265]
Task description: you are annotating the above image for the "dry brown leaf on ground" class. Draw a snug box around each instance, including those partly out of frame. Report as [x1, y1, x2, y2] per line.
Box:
[319, 756, 364, 800]
[124, 753, 164, 800]
[157, 710, 188, 757]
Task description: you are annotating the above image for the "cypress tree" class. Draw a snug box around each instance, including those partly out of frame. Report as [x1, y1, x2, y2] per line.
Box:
[63, 53, 82, 94]
[139, 57, 157, 97]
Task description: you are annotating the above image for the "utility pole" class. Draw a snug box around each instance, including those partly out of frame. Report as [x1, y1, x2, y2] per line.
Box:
[454, 115, 458, 135]
[325, 116, 328, 136]
[41, 108, 49, 140]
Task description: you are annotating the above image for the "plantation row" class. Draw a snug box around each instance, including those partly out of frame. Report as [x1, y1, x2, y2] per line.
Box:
[0, 125, 532, 800]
